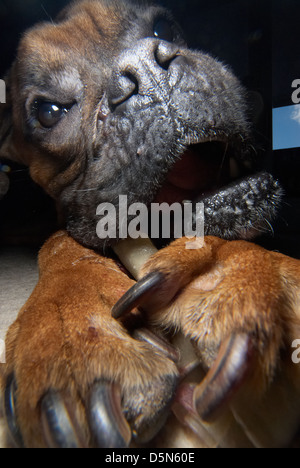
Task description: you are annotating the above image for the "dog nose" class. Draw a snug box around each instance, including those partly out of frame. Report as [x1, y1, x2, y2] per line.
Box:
[108, 38, 179, 109]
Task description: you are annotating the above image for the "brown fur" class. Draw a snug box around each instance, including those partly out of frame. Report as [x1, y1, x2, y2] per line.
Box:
[2, 232, 300, 447]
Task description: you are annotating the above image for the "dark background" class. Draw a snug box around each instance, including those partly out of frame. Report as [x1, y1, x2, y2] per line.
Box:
[0, 0, 299, 257]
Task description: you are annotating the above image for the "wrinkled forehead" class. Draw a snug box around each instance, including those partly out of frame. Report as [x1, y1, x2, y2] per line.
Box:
[15, 0, 166, 84]
[16, 1, 128, 81]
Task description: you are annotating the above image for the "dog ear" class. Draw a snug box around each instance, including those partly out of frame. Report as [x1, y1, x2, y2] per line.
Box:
[0, 68, 22, 163]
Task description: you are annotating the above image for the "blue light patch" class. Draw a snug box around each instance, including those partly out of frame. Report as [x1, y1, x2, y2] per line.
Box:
[273, 105, 300, 150]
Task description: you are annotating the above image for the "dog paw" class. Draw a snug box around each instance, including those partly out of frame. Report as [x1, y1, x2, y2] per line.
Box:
[1, 232, 178, 448]
[113, 236, 300, 446]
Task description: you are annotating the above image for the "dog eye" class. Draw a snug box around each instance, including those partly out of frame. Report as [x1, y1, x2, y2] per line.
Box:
[153, 18, 175, 42]
[33, 100, 70, 128]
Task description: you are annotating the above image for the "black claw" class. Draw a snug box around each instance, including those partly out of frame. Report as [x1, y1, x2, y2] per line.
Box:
[41, 390, 83, 448]
[4, 375, 24, 448]
[194, 333, 255, 422]
[112, 271, 164, 319]
[87, 380, 131, 448]
[133, 328, 179, 363]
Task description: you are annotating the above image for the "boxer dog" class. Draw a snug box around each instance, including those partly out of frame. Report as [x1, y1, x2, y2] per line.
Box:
[1, 0, 300, 448]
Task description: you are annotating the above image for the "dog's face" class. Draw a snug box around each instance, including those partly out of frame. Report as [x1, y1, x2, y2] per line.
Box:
[0, 0, 281, 249]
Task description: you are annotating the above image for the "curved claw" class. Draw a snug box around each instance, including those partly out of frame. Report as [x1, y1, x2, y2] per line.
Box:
[87, 380, 131, 448]
[112, 271, 164, 319]
[41, 390, 84, 448]
[194, 333, 255, 422]
[133, 328, 179, 364]
[4, 375, 24, 448]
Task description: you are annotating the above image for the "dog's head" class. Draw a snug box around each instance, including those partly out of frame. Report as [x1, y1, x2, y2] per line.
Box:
[0, 0, 282, 249]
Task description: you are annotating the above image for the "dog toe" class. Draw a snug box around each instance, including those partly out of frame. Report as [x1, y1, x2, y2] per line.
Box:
[40, 381, 131, 448]
[193, 333, 255, 422]
[41, 390, 85, 448]
[87, 380, 131, 448]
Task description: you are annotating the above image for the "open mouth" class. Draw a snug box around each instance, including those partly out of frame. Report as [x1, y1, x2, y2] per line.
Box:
[152, 136, 283, 242]
[112, 136, 283, 283]
[154, 140, 240, 206]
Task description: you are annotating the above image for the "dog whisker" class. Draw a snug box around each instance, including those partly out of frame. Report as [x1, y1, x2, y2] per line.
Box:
[41, 4, 55, 25]
[216, 141, 229, 186]
[263, 218, 275, 236]
[73, 187, 99, 193]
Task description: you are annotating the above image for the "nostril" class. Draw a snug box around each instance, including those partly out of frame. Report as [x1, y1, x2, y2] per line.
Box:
[124, 71, 139, 96]
[108, 39, 180, 111]
[155, 41, 179, 71]
[109, 71, 139, 108]
[155, 54, 174, 72]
